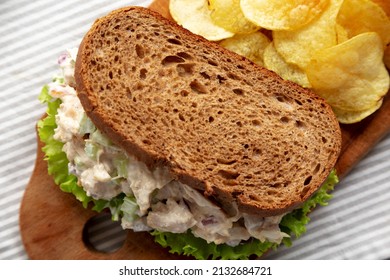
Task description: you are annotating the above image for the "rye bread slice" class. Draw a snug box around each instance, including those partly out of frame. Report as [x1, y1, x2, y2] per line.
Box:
[75, 6, 342, 217]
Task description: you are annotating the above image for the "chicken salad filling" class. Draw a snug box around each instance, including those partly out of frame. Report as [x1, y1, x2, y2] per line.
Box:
[48, 49, 289, 246]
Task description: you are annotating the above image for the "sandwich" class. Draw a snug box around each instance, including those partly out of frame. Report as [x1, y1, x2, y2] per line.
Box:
[38, 6, 341, 259]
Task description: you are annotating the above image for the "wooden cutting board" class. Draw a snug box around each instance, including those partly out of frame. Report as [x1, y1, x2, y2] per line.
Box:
[20, 0, 390, 259]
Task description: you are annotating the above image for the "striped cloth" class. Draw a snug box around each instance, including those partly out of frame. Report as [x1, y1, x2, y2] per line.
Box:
[0, 0, 389, 260]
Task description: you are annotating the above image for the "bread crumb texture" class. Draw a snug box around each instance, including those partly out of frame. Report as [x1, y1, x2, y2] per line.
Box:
[76, 7, 341, 216]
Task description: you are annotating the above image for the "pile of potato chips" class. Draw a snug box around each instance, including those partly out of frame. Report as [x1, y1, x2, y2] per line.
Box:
[170, 0, 390, 123]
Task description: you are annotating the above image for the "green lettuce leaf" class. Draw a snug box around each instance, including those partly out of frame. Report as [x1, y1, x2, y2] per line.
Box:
[38, 84, 339, 260]
[279, 169, 338, 246]
[153, 171, 338, 259]
[38, 85, 100, 209]
[152, 230, 276, 260]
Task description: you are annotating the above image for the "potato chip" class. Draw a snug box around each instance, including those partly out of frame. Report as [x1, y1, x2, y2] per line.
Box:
[240, 0, 330, 31]
[169, 0, 234, 41]
[333, 99, 383, 124]
[384, 45, 390, 69]
[263, 43, 311, 88]
[336, 24, 349, 43]
[306, 32, 389, 113]
[220, 32, 271, 66]
[337, 0, 390, 47]
[209, 0, 259, 34]
[370, 0, 390, 17]
[273, 0, 343, 69]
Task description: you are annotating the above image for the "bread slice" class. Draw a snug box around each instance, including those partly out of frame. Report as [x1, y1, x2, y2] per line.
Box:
[75, 6, 342, 217]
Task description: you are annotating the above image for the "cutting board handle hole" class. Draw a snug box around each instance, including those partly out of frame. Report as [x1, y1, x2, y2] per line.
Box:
[82, 212, 127, 253]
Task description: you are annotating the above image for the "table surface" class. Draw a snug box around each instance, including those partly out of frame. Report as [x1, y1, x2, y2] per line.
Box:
[1, 0, 390, 260]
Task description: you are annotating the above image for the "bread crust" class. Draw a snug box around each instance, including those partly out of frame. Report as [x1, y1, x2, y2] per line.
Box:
[75, 6, 341, 216]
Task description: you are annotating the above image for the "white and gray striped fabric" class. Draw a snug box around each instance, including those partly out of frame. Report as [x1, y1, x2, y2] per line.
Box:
[0, 0, 389, 260]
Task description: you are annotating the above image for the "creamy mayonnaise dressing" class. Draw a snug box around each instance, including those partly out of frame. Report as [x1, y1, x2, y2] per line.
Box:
[49, 49, 289, 246]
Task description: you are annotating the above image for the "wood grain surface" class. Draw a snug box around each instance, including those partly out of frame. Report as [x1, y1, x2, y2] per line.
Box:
[20, 0, 390, 259]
